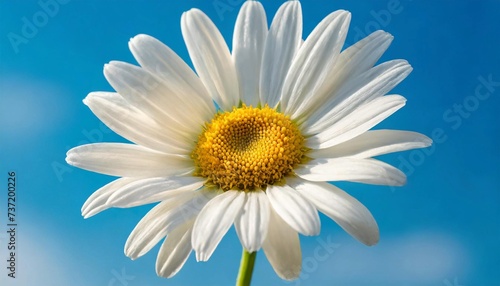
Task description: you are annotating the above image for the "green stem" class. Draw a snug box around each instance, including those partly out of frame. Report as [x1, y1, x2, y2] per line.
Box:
[236, 249, 257, 286]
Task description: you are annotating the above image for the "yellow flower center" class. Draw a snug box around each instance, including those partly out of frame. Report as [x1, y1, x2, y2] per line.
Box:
[192, 105, 305, 191]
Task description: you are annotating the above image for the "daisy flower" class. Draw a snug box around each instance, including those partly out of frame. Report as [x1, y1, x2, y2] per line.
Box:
[66, 0, 431, 283]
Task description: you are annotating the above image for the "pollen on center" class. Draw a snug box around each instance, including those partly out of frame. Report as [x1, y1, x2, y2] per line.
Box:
[192, 104, 305, 191]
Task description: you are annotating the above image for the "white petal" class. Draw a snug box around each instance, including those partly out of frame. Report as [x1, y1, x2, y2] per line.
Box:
[156, 219, 194, 278]
[66, 143, 194, 177]
[82, 176, 199, 218]
[293, 30, 393, 121]
[303, 60, 412, 133]
[81, 176, 204, 218]
[81, 177, 136, 218]
[332, 30, 394, 87]
[82, 176, 206, 218]
[282, 10, 351, 117]
[266, 184, 320, 236]
[306, 94, 407, 149]
[295, 157, 406, 186]
[232, 1, 267, 106]
[128, 34, 215, 122]
[103, 61, 206, 135]
[309, 130, 432, 159]
[262, 206, 301, 280]
[192, 190, 245, 261]
[125, 189, 214, 259]
[103, 61, 177, 125]
[288, 177, 379, 245]
[260, 0, 302, 108]
[181, 9, 239, 111]
[84, 92, 191, 154]
[106, 176, 205, 208]
[234, 190, 270, 252]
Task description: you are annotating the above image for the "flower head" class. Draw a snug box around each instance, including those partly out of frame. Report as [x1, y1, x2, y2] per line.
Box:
[66, 0, 431, 280]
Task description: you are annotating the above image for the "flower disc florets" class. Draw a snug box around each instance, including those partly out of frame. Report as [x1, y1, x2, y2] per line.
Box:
[192, 105, 305, 191]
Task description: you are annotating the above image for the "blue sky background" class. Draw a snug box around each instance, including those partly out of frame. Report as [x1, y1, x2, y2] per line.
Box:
[1, 0, 499, 285]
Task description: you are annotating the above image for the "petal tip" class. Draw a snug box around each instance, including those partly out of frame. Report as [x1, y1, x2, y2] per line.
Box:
[103, 63, 111, 76]
[129, 34, 153, 47]
[279, 269, 301, 281]
[82, 93, 97, 106]
[366, 228, 380, 246]
[130, 34, 144, 42]
[124, 247, 137, 260]
[341, 10, 352, 18]
[64, 153, 74, 165]
[364, 236, 380, 246]
[195, 252, 206, 262]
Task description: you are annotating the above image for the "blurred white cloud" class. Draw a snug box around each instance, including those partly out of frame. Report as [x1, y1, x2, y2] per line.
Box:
[0, 222, 77, 286]
[297, 230, 470, 286]
[0, 75, 72, 145]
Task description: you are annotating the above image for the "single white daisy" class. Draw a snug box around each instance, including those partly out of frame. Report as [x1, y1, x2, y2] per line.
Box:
[66, 0, 431, 282]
